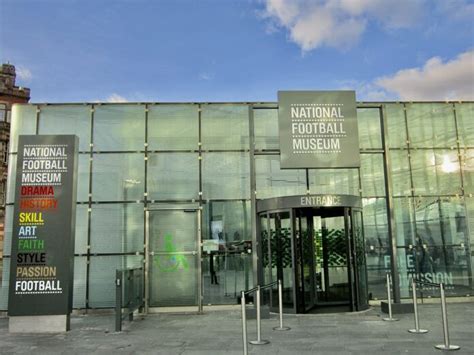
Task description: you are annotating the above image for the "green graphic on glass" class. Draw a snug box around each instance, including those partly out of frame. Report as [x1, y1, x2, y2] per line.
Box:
[154, 234, 189, 272]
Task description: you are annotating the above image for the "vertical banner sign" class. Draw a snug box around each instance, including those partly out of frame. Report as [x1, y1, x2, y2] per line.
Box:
[278, 91, 360, 168]
[8, 135, 78, 318]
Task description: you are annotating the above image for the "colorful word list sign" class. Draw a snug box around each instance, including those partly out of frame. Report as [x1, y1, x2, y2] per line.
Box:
[8, 135, 78, 317]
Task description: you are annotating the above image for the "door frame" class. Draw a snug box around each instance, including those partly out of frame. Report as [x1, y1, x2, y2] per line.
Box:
[145, 204, 201, 313]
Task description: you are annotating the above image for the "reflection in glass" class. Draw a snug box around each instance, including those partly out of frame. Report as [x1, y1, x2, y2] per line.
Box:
[202, 152, 250, 199]
[455, 103, 474, 147]
[90, 204, 144, 253]
[148, 153, 198, 200]
[410, 150, 461, 195]
[385, 103, 407, 148]
[39, 105, 91, 151]
[148, 105, 198, 151]
[92, 153, 144, 201]
[308, 168, 359, 195]
[406, 103, 456, 148]
[201, 105, 249, 150]
[461, 149, 474, 193]
[254, 108, 279, 150]
[389, 150, 411, 196]
[360, 154, 385, 197]
[10, 105, 37, 153]
[94, 105, 145, 151]
[357, 108, 382, 149]
[255, 155, 306, 198]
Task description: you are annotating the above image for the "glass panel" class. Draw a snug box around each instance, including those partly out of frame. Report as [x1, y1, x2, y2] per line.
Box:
[6, 154, 16, 204]
[389, 150, 411, 196]
[38, 105, 91, 151]
[10, 105, 36, 153]
[393, 197, 416, 247]
[255, 155, 306, 199]
[148, 153, 198, 200]
[73, 257, 87, 308]
[2, 206, 13, 256]
[202, 201, 252, 304]
[90, 204, 144, 253]
[360, 154, 385, 197]
[202, 152, 250, 199]
[406, 103, 456, 148]
[385, 103, 407, 148]
[363, 198, 389, 299]
[410, 149, 461, 195]
[148, 105, 198, 151]
[93, 105, 145, 151]
[74, 205, 89, 255]
[149, 210, 198, 307]
[315, 215, 350, 303]
[357, 108, 382, 149]
[254, 108, 279, 150]
[201, 105, 249, 150]
[77, 154, 90, 202]
[455, 103, 474, 147]
[89, 255, 142, 307]
[0, 258, 10, 310]
[461, 149, 474, 193]
[92, 153, 144, 201]
[269, 211, 293, 311]
[353, 211, 368, 309]
[308, 168, 359, 195]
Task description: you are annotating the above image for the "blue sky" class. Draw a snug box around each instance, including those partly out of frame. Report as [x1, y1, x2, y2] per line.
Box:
[1, 0, 473, 102]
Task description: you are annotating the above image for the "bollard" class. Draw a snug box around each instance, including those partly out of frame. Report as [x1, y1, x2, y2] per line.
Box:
[435, 283, 460, 351]
[241, 291, 248, 355]
[408, 280, 428, 334]
[383, 274, 399, 322]
[273, 280, 290, 331]
[249, 286, 270, 345]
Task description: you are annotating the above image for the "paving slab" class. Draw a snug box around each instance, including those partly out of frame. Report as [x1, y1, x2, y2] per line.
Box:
[0, 303, 473, 354]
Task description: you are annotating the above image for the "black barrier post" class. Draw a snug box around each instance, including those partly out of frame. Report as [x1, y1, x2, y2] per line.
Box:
[115, 271, 122, 332]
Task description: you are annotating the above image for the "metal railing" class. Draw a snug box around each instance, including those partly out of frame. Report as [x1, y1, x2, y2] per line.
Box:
[240, 280, 290, 355]
[382, 273, 461, 351]
[115, 267, 144, 332]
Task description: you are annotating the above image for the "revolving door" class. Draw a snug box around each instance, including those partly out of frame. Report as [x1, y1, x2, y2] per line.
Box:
[257, 195, 368, 313]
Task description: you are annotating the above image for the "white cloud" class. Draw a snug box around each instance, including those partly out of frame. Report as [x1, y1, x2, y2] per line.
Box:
[16, 66, 32, 82]
[106, 93, 129, 103]
[435, 0, 474, 22]
[260, 0, 425, 51]
[375, 50, 474, 100]
[198, 72, 214, 81]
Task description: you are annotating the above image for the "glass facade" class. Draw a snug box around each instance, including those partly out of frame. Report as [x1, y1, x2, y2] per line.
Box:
[1, 101, 473, 310]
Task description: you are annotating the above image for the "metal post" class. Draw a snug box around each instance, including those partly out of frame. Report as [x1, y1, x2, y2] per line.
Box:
[249, 286, 269, 345]
[273, 280, 290, 331]
[408, 280, 428, 333]
[241, 291, 248, 355]
[115, 271, 122, 332]
[435, 283, 460, 351]
[383, 274, 398, 321]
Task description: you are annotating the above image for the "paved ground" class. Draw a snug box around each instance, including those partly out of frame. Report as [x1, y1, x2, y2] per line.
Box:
[0, 303, 473, 354]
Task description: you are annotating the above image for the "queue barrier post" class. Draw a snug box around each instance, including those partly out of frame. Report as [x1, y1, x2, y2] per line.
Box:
[241, 291, 248, 355]
[435, 283, 460, 351]
[249, 285, 270, 345]
[273, 280, 291, 331]
[408, 279, 428, 334]
[383, 273, 399, 322]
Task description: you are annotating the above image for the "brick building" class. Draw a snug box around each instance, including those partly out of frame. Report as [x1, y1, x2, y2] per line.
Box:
[0, 64, 30, 260]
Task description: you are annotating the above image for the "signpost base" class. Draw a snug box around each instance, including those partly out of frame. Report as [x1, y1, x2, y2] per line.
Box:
[9, 314, 70, 333]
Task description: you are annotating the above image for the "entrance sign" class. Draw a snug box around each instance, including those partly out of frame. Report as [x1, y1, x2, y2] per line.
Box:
[8, 135, 78, 332]
[278, 91, 360, 168]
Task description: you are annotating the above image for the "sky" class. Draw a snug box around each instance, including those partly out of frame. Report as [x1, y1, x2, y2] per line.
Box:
[1, 0, 473, 103]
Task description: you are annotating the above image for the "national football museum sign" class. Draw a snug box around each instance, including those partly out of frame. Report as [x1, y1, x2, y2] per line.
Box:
[278, 91, 360, 168]
[8, 135, 78, 332]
